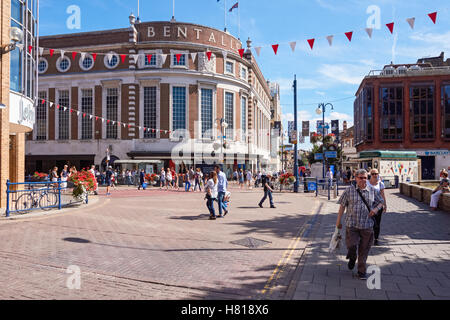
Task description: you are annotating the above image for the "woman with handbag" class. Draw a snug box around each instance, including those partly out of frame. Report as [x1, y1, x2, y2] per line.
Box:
[205, 171, 218, 220]
[369, 169, 387, 245]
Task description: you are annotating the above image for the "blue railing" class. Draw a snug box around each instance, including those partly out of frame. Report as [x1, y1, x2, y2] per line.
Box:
[5, 180, 88, 217]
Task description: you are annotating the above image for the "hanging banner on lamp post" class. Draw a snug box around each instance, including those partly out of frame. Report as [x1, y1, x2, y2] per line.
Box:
[331, 120, 340, 142]
[302, 121, 310, 137]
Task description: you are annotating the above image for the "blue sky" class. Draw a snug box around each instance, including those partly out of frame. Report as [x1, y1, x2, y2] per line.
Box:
[38, 0, 450, 149]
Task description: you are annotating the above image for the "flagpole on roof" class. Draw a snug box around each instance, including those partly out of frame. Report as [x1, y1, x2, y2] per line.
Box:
[224, 0, 227, 32]
[238, 1, 240, 40]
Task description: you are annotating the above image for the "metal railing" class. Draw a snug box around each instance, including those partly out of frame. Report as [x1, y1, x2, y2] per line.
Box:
[5, 179, 88, 217]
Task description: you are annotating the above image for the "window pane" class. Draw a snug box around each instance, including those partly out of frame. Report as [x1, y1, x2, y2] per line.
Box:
[225, 92, 234, 138]
[81, 89, 93, 139]
[36, 91, 47, 140]
[173, 54, 186, 66]
[106, 88, 118, 139]
[172, 87, 186, 130]
[241, 96, 247, 141]
[10, 48, 22, 92]
[144, 87, 157, 138]
[201, 89, 213, 138]
[58, 90, 70, 140]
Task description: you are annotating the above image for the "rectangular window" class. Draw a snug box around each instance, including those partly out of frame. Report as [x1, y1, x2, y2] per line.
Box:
[144, 87, 157, 138]
[380, 87, 403, 140]
[443, 85, 450, 139]
[36, 91, 47, 140]
[201, 88, 213, 139]
[364, 87, 373, 141]
[241, 96, 247, 141]
[225, 92, 234, 139]
[225, 61, 234, 74]
[81, 89, 93, 139]
[410, 86, 434, 140]
[106, 88, 118, 139]
[173, 54, 186, 66]
[144, 54, 157, 66]
[172, 86, 186, 131]
[241, 66, 247, 80]
[58, 90, 70, 140]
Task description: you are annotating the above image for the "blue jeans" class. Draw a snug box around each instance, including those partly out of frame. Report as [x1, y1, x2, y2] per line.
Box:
[194, 179, 202, 191]
[206, 196, 215, 217]
[217, 191, 226, 216]
[185, 181, 191, 191]
[259, 189, 274, 206]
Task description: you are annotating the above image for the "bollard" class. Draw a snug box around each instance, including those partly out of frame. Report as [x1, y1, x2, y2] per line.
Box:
[58, 181, 62, 210]
[6, 180, 10, 217]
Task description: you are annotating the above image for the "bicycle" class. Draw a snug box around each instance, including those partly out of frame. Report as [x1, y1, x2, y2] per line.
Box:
[15, 184, 58, 213]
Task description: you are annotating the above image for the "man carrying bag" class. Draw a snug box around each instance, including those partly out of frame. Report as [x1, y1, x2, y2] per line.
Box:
[335, 169, 384, 280]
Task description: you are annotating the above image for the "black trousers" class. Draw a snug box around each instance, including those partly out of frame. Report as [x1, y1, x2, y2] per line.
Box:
[373, 211, 383, 240]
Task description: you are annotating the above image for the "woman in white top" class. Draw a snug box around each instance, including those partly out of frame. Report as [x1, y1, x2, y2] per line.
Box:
[430, 179, 449, 211]
[246, 170, 253, 189]
[205, 171, 218, 220]
[160, 168, 166, 190]
[166, 168, 172, 190]
[369, 169, 387, 245]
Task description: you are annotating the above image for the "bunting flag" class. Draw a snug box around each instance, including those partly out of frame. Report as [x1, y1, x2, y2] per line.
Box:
[72, 51, 77, 60]
[42, 99, 46, 104]
[106, 53, 113, 64]
[28, 45, 33, 53]
[146, 54, 152, 64]
[63, 107, 67, 111]
[76, 111, 80, 116]
[80, 52, 86, 62]
[89, 115, 93, 119]
[238, 48, 245, 58]
[128, 124, 131, 128]
[123, 123, 126, 128]
[289, 42, 296, 52]
[131, 54, 139, 63]
[428, 12, 437, 24]
[120, 54, 126, 64]
[92, 53, 97, 61]
[60, 50, 65, 58]
[222, 51, 227, 60]
[107, 120, 110, 124]
[254, 47, 261, 56]
[49, 49, 54, 57]
[307, 38, 315, 50]
[365, 27, 374, 38]
[272, 44, 279, 55]
[49, 102, 53, 108]
[39, 47, 44, 56]
[190, 52, 197, 62]
[345, 31, 353, 42]
[95, 116, 98, 121]
[326, 35, 334, 46]
[406, 17, 415, 29]
[102, 118, 105, 123]
[83, 113, 86, 118]
[161, 54, 168, 64]
[386, 22, 394, 34]
[56, 104, 60, 109]
[16, 43, 23, 52]
[206, 51, 212, 61]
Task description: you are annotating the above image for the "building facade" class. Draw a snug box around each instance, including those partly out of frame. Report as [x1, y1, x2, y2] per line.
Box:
[27, 17, 280, 176]
[340, 121, 357, 170]
[354, 52, 450, 180]
[1, 0, 37, 208]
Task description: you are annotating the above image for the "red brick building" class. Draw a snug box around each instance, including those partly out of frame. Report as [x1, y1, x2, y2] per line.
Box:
[354, 52, 450, 180]
[26, 16, 281, 175]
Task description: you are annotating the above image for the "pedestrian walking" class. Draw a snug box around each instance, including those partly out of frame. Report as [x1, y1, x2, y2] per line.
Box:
[326, 167, 334, 188]
[89, 165, 98, 195]
[430, 178, 449, 211]
[194, 168, 203, 192]
[166, 168, 172, 190]
[105, 166, 113, 195]
[246, 170, 253, 189]
[215, 165, 229, 217]
[368, 169, 387, 245]
[188, 168, 195, 191]
[258, 173, 276, 208]
[160, 168, 165, 190]
[238, 169, 244, 189]
[138, 169, 145, 190]
[205, 171, 218, 220]
[233, 169, 238, 185]
[126, 169, 133, 186]
[335, 169, 385, 280]
[50, 166, 59, 189]
[60, 165, 69, 192]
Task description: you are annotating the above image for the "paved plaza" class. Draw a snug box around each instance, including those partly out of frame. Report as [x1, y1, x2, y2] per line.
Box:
[0, 186, 449, 300]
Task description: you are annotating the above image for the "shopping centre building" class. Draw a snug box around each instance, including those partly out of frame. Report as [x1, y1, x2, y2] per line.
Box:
[1, 0, 37, 208]
[26, 16, 281, 175]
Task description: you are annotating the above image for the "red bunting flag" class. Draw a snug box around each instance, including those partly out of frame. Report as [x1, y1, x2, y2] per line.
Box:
[28, 45, 33, 53]
[72, 52, 77, 60]
[147, 54, 153, 63]
[117, 122, 121, 126]
[307, 39, 315, 50]
[386, 22, 394, 34]
[428, 12, 437, 24]
[176, 53, 182, 63]
[49, 49, 54, 57]
[95, 116, 98, 121]
[345, 31, 353, 42]
[70, 109, 73, 113]
[128, 124, 131, 128]
[272, 44, 279, 55]
[56, 105, 60, 109]
[120, 54, 126, 64]
[83, 113, 86, 118]
[92, 53, 97, 61]
[206, 51, 212, 61]
[42, 99, 46, 104]
[152, 129, 155, 133]
[107, 120, 110, 124]
[238, 48, 245, 58]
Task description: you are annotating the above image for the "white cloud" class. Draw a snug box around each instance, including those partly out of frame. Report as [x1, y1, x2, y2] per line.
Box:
[329, 111, 352, 121]
[281, 113, 294, 121]
[318, 64, 368, 85]
[273, 77, 322, 93]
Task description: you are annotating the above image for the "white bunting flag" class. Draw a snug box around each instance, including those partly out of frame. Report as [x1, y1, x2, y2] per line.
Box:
[39, 47, 44, 56]
[190, 52, 197, 62]
[289, 42, 297, 52]
[222, 51, 227, 60]
[107, 53, 113, 64]
[16, 43, 24, 52]
[254, 47, 262, 57]
[49, 102, 54, 108]
[89, 115, 93, 119]
[365, 28, 373, 39]
[406, 17, 415, 29]
[161, 54, 168, 64]
[63, 107, 67, 111]
[131, 54, 139, 64]
[77, 111, 80, 116]
[102, 118, 105, 123]
[123, 123, 126, 128]
[326, 35, 334, 46]
[165, 130, 168, 134]
[80, 52, 86, 62]
[60, 50, 65, 58]
[139, 126, 142, 130]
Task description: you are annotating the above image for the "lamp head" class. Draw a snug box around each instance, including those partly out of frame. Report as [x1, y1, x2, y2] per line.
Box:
[10, 27, 23, 43]
[315, 107, 322, 115]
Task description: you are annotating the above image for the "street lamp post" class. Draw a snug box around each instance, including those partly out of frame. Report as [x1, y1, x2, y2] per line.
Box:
[293, 75, 299, 193]
[316, 103, 334, 178]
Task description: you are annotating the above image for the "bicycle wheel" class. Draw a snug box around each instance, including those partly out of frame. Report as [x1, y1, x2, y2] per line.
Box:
[15, 194, 34, 213]
[39, 192, 58, 210]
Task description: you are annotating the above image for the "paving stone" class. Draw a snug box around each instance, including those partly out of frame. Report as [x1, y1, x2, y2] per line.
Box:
[325, 285, 356, 298]
[429, 286, 450, 297]
[386, 291, 420, 300]
[397, 283, 434, 296]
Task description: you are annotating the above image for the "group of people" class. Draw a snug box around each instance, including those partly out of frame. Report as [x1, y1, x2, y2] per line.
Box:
[157, 167, 205, 192]
[204, 165, 230, 220]
[430, 169, 449, 210]
[48, 164, 99, 195]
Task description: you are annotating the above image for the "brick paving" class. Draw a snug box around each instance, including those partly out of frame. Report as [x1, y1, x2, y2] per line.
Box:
[0, 185, 319, 300]
[291, 189, 450, 300]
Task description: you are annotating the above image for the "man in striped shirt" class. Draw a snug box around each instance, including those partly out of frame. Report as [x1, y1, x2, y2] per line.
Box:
[335, 169, 384, 279]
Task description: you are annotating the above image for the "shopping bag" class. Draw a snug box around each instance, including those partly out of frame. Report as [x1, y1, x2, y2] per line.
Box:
[328, 226, 342, 253]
